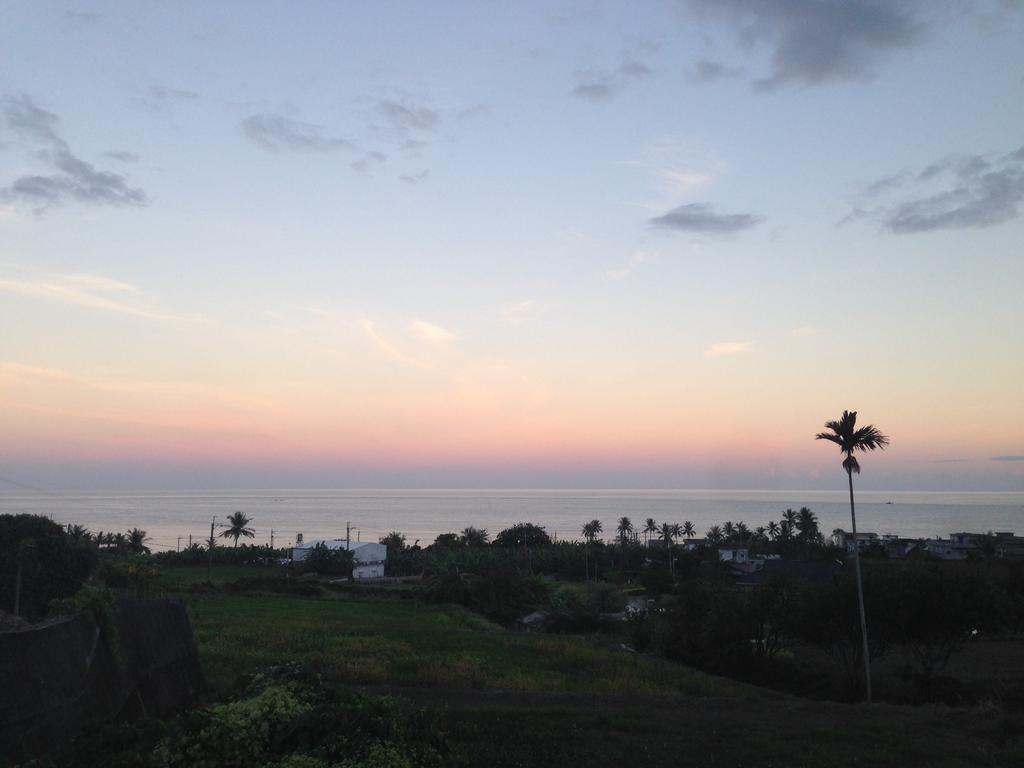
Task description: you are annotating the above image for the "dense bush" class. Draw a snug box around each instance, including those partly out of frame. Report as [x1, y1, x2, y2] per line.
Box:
[60, 665, 451, 768]
[154, 543, 288, 567]
[0, 513, 98, 621]
[298, 543, 354, 577]
[418, 557, 549, 624]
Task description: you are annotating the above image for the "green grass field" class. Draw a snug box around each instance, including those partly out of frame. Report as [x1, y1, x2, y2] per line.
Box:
[169, 566, 1023, 767]
[187, 590, 751, 698]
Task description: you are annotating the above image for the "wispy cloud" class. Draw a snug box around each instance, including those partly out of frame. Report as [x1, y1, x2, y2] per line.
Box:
[360, 319, 425, 368]
[411, 319, 456, 344]
[399, 170, 430, 185]
[851, 145, 1024, 233]
[932, 458, 967, 464]
[604, 250, 656, 280]
[991, 455, 1024, 462]
[571, 58, 653, 101]
[650, 203, 761, 234]
[684, 0, 927, 90]
[704, 341, 752, 358]
[502, 299, 543, 325]
[375, 100, 440, 133]
[134, 85, 200, 112]
[791, 325, 818, 338]
[0, 362, 72, 381]
[240, 113, 353, 153]
[687, 58, 744, 83]
[0, 271, 199, 322]
[350, 151, 387, 174]
[1, 94, 147, 212]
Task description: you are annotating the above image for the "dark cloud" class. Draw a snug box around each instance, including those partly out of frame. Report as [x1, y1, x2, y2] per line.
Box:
[240, 113, 352, 152]
[455, 104, 490, 122]
[687, 58, 744, 83]
[104, 151, 140, 163]
[571, 58, 653, 101]
[133, 85, 200, 112]
[1, 94, 146, 211]
[857, 146, 1024, 233]
[64, 10, 102, 27]
[991, 455, 1024, 461]
[5, 93, 61, 144]
[375, 100, 440, 133]
[649, 203, 761, 234]
[350, 151, 387, 173]
[685, 0, 925, 89]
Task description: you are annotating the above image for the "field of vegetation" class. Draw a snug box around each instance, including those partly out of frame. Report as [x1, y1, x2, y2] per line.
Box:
[4, 513, 1024, 766]
[164, 565, 1024, 768]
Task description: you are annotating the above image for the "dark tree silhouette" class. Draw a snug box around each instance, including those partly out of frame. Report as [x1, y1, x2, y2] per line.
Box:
[817, 409, 889, 704]
[220, 511, 254, 547]
[460, 526, 490, 546]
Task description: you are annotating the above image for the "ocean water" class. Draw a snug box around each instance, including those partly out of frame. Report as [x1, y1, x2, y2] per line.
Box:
[1, 489, 1022, 552]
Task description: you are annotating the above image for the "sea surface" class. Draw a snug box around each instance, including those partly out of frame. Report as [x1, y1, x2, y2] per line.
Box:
[2, 489, 1023, 552]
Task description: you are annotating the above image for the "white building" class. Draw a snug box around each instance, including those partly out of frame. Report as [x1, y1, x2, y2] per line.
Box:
[718, 545, 749, 564]
[291, 539, 387, 579]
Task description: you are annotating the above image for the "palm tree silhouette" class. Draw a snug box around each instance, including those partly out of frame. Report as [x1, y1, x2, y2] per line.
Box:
[127, 528, 150, 554]
[682, 521, 695, 540]
[616, 516, 633, 546]
[644, 518, 657, 546]
[220, 511, 255, 547]
[582, 519, 603, 580]
[817, 409, 889, 704]
[767, 520, 780, 540]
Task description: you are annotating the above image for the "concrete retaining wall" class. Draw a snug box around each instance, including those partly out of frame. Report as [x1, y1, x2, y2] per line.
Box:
[0, 598, 203, 761]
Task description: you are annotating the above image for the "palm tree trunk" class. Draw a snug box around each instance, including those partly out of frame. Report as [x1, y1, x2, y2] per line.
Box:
[848, 466, 873, 704]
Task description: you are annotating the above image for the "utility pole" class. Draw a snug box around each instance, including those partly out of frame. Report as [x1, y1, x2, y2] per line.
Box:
[207, 517, 216, 584]
[270, 528, 275, 549]
[346, 521, 351, 549]
[189, 534, 192, 548]
[177, 536, 181, 552]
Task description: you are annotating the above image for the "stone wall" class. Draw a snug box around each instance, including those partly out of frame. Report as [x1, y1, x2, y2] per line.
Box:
[0, 598, 203, 761]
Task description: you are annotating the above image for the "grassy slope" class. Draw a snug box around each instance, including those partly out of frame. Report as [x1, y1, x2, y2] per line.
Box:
[188, 591, 748, 698]
[175, 567, 1021, 767]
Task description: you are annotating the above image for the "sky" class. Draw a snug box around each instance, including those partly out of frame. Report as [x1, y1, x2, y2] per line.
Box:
[1, 0, 1023, 491]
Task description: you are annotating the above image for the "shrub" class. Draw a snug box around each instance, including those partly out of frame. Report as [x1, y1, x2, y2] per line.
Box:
[0, 513, 98, 621]
[299, 543, 354, 577]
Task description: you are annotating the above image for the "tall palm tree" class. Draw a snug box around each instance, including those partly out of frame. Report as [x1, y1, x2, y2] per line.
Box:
[706, 525, 723, 546]
[767, 520, 780, 540]
[682, 521, 695, 540]
[66, 524, 90, 544]
[795, 507, 819, 542]
[817, 409, 889, 704]
[644, 518, 658, 546]
[220, 511, 255, 547]
[616, 516, 633, 547]
[658, 522, 676, 574]
[127, 528, 150, 554]
[782, 508, 798, 529]
[582, 519, 602, 580]
[582, 519, 603, 543]
[735, 521, 750, 542]
[722, 521, 736, 541]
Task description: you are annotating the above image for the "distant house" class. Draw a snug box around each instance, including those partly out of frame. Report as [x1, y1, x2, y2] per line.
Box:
[291, 539, 387, 579]
[718, 545, 749, 564]
[831, 530, 879, 554]
[681, 538, 706, 552]
[927, 531, 1024, 561]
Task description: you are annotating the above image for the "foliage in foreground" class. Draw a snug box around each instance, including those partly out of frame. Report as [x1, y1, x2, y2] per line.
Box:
[51, 665, 450, 768]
